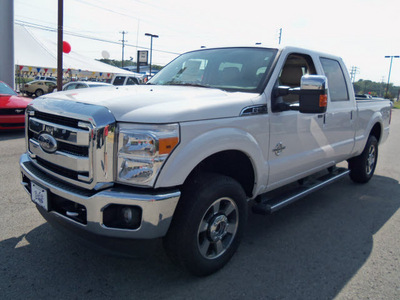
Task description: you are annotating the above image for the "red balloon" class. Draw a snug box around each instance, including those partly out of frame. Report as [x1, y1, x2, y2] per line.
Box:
[63, 41, 71, 54]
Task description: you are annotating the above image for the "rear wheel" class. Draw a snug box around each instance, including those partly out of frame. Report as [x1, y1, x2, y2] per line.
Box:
[163, 173, 248, 276]
[349, 135, 378, 183]
[35, 89, 44, 97]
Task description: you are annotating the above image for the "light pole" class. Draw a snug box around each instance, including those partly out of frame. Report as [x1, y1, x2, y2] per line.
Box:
[384, 55, 399, 98]
[145, 33, 158, 77]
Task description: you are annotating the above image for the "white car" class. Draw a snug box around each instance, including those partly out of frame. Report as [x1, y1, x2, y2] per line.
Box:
[111, 74, 143, 85]
[62, 81, 111, 91]
[34, 76, 56, 82]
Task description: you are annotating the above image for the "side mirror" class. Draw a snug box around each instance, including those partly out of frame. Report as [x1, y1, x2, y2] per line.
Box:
[272, 75, 328, 114]
[298, 75, 328, 114]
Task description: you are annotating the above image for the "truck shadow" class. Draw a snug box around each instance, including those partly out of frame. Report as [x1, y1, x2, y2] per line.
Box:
[0, 130, 25, 141]
[1, 175, 399, 299]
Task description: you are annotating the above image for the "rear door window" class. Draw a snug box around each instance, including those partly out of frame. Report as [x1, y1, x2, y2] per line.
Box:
[320, 58, 349, 101]
[126, 77, 137, 85]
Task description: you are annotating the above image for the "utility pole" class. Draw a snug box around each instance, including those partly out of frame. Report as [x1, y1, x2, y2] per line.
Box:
[120, 31, 128, 68]
[57, 0, 63, 91]
[384, 55, 399, 98]
[278, 28, 282, 45]
[349, 66, 359, 83]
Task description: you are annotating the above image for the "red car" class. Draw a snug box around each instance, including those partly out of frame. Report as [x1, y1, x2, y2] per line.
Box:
[0, 81, 32, 130]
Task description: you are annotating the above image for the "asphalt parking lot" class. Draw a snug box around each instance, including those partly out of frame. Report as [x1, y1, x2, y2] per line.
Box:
[1, 111, 399, 300]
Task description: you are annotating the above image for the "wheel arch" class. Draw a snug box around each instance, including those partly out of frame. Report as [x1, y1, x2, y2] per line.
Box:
[185, 150, 255, 198]
[369, 122, 382, 143]
[155, 127, 266, 198]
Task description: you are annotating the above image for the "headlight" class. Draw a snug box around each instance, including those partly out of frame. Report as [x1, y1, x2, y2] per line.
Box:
[117, 123, 179, 186]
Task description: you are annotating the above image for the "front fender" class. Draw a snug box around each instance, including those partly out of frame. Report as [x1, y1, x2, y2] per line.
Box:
[155, 118, 269, 192]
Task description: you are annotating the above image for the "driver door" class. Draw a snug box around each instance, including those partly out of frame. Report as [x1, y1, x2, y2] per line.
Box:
[267, 53, 331, 189]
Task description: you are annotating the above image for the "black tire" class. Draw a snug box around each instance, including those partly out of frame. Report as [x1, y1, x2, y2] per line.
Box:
[35, 89, 44, 97]
[163, 173, 248, 276]
[349, 135, 378, 183]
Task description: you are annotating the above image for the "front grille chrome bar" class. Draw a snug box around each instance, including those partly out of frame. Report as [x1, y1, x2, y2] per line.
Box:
[25, 98, 116, 190]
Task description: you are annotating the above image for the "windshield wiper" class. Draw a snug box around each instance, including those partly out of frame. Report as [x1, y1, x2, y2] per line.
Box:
[166, 82, 211, 88]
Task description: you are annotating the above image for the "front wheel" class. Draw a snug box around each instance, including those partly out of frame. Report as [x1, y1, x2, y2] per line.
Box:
[163, 173, 248, 276]
[349, 135, 378, 183]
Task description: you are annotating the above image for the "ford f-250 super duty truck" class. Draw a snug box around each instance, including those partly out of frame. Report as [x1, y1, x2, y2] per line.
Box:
[20, 46, 391, 276]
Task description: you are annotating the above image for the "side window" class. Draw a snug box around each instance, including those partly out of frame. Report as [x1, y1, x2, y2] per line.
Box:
[320, 58, 349, 101]
[278, 53, 316, 103]
[126, 77, 138, 85]
[65, 83, 77, 90]
[113, 76, 125, 86]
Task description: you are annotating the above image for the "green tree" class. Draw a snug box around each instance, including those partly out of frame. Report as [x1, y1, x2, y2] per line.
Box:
[353, 79, 399, 99]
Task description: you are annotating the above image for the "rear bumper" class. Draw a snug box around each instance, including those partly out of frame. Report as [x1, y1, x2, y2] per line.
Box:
[20, 153, 180, 239]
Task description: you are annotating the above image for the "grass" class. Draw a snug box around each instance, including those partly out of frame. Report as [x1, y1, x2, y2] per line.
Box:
[393, 101, 400, 109]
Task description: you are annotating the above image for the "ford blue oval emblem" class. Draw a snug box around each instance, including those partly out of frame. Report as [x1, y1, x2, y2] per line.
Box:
[38, 133, 58, 153]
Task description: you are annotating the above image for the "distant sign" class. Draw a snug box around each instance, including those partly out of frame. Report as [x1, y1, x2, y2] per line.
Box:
[138, 50, 148, 66]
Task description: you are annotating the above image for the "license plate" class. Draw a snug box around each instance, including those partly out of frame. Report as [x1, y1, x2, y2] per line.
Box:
[31, 182, 48, 211]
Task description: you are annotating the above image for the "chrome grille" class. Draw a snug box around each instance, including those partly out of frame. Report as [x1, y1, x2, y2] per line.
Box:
[25, 98, 116, 190]
[32, 111, 82, 128]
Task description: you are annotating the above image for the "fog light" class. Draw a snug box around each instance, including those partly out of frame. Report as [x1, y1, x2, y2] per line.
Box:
[122, 206, 137, 225]
[103, 204, 142, 229]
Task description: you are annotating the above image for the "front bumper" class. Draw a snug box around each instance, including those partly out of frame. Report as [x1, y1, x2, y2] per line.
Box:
[20, 153, 180, 239]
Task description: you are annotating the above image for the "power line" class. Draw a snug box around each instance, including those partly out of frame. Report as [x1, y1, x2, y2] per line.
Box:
[74, 0, 140, 21]
[15, 19, 181, 56]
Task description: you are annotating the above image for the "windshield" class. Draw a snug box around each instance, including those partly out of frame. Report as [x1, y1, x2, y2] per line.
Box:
[149, 47, 277, 93]
[0, 82, 17, 96]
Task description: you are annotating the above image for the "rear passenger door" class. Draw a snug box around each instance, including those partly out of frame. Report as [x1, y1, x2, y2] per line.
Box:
[320, 57, 355, 162]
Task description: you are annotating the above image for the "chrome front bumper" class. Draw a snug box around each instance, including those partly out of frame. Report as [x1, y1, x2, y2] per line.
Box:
[20, 153, 180, 239]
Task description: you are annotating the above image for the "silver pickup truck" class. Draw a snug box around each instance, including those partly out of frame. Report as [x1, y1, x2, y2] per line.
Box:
[20, 46, 391, 276]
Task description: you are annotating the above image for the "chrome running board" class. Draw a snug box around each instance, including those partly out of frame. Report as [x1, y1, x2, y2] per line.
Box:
[252, 167, 350, 214]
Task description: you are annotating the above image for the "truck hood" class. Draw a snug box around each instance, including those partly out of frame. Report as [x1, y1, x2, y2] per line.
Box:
[41, 85, 257, 123]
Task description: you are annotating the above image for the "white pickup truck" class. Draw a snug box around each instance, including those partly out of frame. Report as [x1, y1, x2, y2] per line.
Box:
[20, 46, 391, 276]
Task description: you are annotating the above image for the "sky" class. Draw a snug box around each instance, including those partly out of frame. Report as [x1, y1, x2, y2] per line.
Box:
[14, 0, 400, 85]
